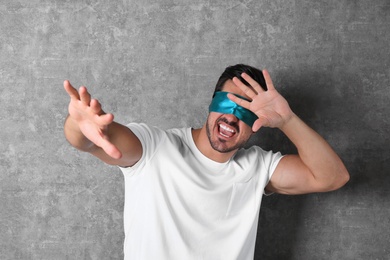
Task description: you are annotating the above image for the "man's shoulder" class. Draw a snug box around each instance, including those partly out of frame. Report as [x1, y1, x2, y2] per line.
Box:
[127, 122, 189, 143]
[235, 146, 281, 162]
[166, 126, 189, 137]
[127, 122, 186, 132]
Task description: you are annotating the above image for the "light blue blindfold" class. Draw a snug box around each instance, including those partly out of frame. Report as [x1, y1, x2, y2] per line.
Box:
[209, 91, 258, 127]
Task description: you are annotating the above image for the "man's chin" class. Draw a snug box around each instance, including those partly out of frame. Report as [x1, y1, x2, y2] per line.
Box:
[210, 139, 238, 154]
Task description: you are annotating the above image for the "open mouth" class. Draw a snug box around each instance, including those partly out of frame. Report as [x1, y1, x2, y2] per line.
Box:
[218, 123, 237, 138]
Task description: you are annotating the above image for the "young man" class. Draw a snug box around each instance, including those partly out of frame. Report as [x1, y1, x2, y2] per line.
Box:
[64, 64, 349, 259]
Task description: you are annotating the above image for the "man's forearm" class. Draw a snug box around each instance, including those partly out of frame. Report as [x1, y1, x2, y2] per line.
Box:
[63, 114, 143, 166]
[279, 113, 350, 190]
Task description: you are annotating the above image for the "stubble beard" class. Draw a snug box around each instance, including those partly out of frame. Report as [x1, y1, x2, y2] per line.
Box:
[206, 116, 248, 153]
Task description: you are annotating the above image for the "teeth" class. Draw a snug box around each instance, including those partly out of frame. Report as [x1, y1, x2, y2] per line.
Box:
[220, 132, 229, 138]
[219, 124, 235, 133]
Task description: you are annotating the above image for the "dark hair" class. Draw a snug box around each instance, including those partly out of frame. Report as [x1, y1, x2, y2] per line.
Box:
[214, 64, 267, 94]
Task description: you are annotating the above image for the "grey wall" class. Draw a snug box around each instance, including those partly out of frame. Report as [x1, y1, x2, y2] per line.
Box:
[1, 0, 389, 259]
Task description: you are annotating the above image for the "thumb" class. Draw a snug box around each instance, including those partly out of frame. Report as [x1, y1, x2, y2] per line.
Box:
[100, 138, 122, 159]
[252, 117, 268, 132]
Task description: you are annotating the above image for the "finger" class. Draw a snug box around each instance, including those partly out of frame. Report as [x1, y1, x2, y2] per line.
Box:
[64, 80, 80, 100]
[104, 143, 122, 160]
[262, 70, 275, 91]
[241, 73, 266, 94]
[90, 99, 113, 126]
[96, 113, 114, 126]
[90, 99, 102, 114]
[79, 86, 91, 105]
[232, 77, 257, 99]
[227, 93, 251, 109]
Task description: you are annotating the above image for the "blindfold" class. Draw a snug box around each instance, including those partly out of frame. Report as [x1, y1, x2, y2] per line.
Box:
[209, 91, 258, 127]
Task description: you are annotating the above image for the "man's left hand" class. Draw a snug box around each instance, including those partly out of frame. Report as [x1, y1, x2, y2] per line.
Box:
[228, 70, 294, 132]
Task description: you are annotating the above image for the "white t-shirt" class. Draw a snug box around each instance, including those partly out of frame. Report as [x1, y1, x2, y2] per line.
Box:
[119, 123, 283, 260]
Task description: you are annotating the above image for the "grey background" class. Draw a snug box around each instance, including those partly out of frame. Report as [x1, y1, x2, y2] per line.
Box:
[1, 0, 389, 259]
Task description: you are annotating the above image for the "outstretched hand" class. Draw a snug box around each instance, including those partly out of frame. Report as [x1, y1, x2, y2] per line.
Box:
[228, 70, 294, 132]
[64, 80, 122, 159]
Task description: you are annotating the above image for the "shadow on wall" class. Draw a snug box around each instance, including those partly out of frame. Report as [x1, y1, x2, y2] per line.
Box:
[247, 67, 351, 259]
[250, 67, 390, 259]
[248, 68, 324, 259]
[256, 194, 306, 259]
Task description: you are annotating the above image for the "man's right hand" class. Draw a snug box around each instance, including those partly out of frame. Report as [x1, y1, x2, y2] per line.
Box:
[64, 80, 122, 159]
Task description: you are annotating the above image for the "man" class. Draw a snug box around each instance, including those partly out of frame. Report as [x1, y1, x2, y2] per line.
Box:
[64, 64, 349, 259]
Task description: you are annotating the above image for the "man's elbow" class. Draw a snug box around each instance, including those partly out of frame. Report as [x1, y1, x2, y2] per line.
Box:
[328, 167, 350, 191]
[339, 168, 350, 187]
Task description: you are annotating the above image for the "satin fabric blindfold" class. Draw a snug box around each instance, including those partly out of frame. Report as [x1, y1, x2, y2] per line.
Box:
[209, 91, 258, 127]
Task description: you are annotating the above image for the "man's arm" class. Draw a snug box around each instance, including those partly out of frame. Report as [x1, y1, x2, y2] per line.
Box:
[63, 80, 142, 167]
[228, 70, 350, 195]
[267, 114, 350, 194]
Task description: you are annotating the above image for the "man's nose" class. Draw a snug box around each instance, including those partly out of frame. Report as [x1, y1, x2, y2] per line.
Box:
[223, 113, 239, 123]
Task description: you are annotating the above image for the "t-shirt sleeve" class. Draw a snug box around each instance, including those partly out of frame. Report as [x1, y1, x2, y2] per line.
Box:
[118, 123, 164, 176]
[258, 148, 284, 196]
[266, 150, 284, 181]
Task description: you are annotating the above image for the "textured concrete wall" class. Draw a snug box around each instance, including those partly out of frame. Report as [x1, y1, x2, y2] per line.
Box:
[1, 0, 389, 259]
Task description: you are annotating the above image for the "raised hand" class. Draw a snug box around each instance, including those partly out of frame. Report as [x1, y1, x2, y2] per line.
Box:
[63, 80, 122, 159]
[228, 70, 294, 132]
